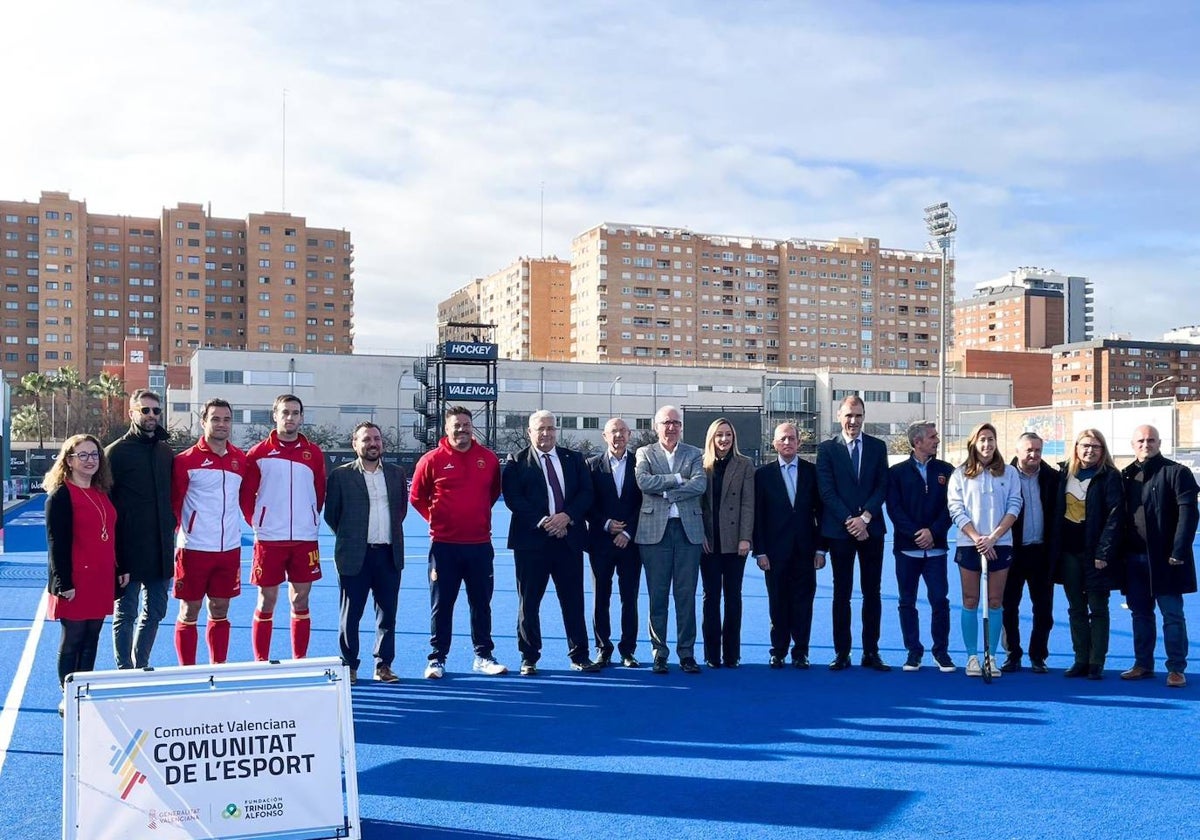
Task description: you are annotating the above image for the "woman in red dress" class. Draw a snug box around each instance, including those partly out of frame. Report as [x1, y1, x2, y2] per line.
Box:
[45, 434, 129, 712]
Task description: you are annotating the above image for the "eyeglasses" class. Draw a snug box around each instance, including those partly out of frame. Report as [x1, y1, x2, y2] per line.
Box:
[138, 406, 162, 416]
[1077, 443, 1103, 451]
[70, 451, 101, 462]
[658, 420, 682, 427]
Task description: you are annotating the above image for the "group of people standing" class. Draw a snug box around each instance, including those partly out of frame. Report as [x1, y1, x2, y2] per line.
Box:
[43, 390, 1196, 704]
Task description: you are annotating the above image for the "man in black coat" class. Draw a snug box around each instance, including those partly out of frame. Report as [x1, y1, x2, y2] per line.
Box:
[324, 422, 408, 685]
[754, 422, 825, 668]
[1120, 424, 1199, 687]
[585, 417, 643, 667]
[106, 388, 176, 669]
[503, 410, 597, 674]
[1001, 432, 1060, 673]
[816, 395, 891, 671]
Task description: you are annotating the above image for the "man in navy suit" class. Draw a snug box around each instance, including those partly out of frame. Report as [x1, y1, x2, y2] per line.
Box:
[503, 410, 598, 675]
[816, 395, 891, 671]
[753, 422, 826, 668]
[586, 418, 644, 667]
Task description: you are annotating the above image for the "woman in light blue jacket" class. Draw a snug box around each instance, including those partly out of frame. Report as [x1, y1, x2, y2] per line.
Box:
[948, 422, 1023, 678]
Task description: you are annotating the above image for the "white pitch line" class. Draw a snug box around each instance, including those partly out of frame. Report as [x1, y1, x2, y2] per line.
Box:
[0, 590, 49, 776]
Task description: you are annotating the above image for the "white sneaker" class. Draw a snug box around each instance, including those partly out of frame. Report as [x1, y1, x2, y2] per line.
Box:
[986, 658, 1003, 679]
[966, 655, 982, 677]
[472, 656, 508, 676]
[424, 660, 445, 680]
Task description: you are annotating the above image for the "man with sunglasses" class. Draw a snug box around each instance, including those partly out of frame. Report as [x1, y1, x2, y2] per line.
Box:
[106, 388, 177, 669]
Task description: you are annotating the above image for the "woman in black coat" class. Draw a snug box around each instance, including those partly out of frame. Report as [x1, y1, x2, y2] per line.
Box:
[1051, 428, 1123, 679]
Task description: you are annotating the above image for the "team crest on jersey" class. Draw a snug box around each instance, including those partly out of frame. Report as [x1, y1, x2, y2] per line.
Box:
[477, 459, 486, 469]
[938, 475, 947, 485]
[231, 460, 239, 470]
[302, 450, 312, 460]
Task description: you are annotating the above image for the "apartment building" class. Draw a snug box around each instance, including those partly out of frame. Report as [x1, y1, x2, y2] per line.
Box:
[971, 267, 1093, 345]
[1052, 338, 1200, 406]
[0, 191, 353, 388]
[953, 286, 1065, 353]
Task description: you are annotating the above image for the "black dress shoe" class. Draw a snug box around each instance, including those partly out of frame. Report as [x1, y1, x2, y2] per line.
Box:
[792, 656, 810, 669]
[651, 657, 669, 674]
[829, 655, 852, 671]
[1030, 658, 1049, 674]
[596, 651, 613, 667]
[725, 660, 740, 669]
[769, 655, 784, 669]
[571, 660, 601, 673]
[1000, 654, 1022, 673]
[621, 655, 640, 668]
[705, 659, 722, 669]
[680, 658, 701, 674]
[1087, 664, 1103, 680]
[1064, 662, 1088, 678]
[861, 653, 892, 672]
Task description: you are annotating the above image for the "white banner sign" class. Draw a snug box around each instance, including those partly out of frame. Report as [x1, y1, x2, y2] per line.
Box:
[66, 660, 355, 840]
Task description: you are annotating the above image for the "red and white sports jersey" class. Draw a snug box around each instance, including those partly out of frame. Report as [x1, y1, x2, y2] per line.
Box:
[173, 438, 248, 552]
[239, 430, 326, 542]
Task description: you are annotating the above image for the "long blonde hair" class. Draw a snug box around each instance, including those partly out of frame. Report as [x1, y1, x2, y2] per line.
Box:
[962, 423, 1005, 479]
[1066, 428, 1116, 476]
[702, 418, 742, 472]
[42, 434, 112, 494]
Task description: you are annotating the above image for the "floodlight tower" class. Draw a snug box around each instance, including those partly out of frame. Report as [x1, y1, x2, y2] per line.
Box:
[924, 202, 957, 438]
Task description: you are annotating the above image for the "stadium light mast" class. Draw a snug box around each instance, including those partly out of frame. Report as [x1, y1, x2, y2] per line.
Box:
[924, 202, 957, 438]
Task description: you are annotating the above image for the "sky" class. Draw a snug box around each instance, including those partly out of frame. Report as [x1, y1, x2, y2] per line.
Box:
[6, 0, 1199, 354]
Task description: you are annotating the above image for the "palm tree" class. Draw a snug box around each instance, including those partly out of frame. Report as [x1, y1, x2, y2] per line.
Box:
[18, 371, 53, 449]
[53, 365, 85, 437]
[11, 404, 50, 443]
[89, 371, 127, 432]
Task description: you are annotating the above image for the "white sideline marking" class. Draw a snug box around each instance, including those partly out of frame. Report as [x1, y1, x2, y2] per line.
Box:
[0, 590, 49, 775]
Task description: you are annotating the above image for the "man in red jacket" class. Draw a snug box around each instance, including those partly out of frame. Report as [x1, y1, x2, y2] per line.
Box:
[171, 398, 246, 665]
[409, 406, 507, 679]
[239, 394, 326, 660]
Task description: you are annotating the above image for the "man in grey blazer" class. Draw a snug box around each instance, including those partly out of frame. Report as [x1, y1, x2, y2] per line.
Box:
[324, 422, 408, 685]
[635, 405, 707, 674]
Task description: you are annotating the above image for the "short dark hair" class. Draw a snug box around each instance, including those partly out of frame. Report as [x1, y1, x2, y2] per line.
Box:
[444, 404, 471, 420]
[201, 397, 233, 421]
[130, 388, 162, 407]
[273, 393, 303, 413]
[352, 421, 380, 441]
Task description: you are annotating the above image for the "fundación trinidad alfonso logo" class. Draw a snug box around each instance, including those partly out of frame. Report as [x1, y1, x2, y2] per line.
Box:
[109, 728, 149, 800]
[222, 803, 242, 819]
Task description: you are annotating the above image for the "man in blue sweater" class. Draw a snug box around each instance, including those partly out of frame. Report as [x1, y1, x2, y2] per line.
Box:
[886, 422, 956, 672]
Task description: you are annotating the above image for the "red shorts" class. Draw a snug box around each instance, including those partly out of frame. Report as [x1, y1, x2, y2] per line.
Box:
[250, 540, 322, 587]
[173, 548, 242, 602]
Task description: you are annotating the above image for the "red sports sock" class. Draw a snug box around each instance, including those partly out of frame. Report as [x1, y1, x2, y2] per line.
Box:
[207, 617, 231, 664]
[290, 610, 311, 659]
[175, 621, 198, 666]
[252, 611, 273, 661]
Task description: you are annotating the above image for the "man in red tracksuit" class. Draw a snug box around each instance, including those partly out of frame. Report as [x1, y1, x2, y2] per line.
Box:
[171, 398, 246, 665]
[240, 394, 326, 660]
[409, 405, 506, 679]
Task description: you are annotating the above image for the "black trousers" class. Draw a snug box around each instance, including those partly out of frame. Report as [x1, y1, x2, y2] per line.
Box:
[700, 552, 748, 664]
[829, 535, 885, 657]
[428, 541, 495, 662]
[514, 541, 590, 665]
[59, 618, 104, 687]
[339, 544, 402, 671]
[1001, 541, 1054, 661]
[589, 545, 642, 658]
[764, 555, 817, 660]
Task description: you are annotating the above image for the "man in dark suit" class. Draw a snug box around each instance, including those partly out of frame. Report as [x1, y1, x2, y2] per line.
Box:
[1001, 431, 1059, 673]
[324, 422, 408, 685]
[816, 394, 891, 671]
[635, 405, 707, 674]
[753, 422, 826, 669]
[586, 417, 643, 667]
[503, 410, 597, 675]
[887, 421, 956, 673]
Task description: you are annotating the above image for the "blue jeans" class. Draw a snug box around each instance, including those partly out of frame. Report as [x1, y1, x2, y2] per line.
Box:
[894, 550, 950, 658]
[112, 577, 171, 669]
[1125, 553, 1189, 673]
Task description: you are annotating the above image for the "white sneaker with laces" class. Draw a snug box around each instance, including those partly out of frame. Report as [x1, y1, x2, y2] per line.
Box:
[986, 658, 1003, 679]
[472, 656, 508, 676]
[966, 655, 982, 677]
[424, 660, 445, 680]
